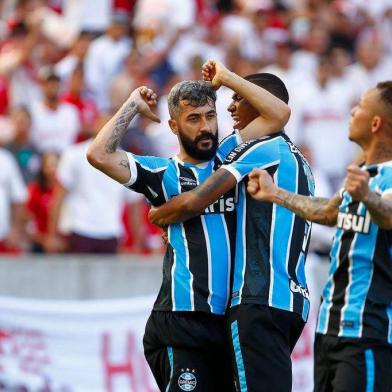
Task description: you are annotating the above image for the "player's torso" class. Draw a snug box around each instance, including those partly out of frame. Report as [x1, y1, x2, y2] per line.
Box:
[318, 165, 392, 342]
[156, 158, 237, 315]
[231, 135, 314, 321]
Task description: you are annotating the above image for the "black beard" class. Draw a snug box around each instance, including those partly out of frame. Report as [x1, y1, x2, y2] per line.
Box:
[179, 129, 219, 161]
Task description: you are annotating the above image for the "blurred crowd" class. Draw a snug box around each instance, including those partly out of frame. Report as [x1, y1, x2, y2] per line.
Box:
[0, 0, 391, 255]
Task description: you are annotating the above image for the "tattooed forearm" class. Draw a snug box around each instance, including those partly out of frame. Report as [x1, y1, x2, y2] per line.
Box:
[194, 170, 233, 198]
[105, 101, 138, 153]
[363, 192, 392, 229]
[274, 189, 341, 226]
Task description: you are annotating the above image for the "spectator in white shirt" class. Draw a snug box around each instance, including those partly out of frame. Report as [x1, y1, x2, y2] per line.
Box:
[30, 67, 80, 153]
[295, 55, 357, 191]
[44, 115, 144, 254]
[84, 11, 132, 113]
[0, 148, 27, 253]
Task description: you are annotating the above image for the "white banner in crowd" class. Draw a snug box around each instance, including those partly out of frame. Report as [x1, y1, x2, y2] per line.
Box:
[0, 295, 315, 391]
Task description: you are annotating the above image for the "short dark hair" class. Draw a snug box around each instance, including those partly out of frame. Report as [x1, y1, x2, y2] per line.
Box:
[244, 73, 289, 104]
[168, 81, 217, 119]
[376, 81, 392, 108]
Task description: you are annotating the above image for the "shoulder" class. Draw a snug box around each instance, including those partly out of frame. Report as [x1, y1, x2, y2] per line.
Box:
[0, 148, 16, 165]
[224, 134, 281, 164]
[128, 153, 172, 172]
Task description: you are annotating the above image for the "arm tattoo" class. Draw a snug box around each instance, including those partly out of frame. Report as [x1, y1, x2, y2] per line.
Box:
[194, 170, 233, 198]
[277, 190, 341, 226]
[363, 192, 392, 229]
[105, 101, 138, 153]
[119, 159, 130, 169]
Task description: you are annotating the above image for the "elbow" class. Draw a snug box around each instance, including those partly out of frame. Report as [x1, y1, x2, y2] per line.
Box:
[268, 105, 291, 131]
[86, 144, 105, 170]
[278, 105, 291, 129]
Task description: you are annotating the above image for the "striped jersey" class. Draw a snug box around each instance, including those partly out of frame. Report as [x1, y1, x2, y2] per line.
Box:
[220, 132, 315, 321]
[123, 134, 241, 315]
[316, 162, 392, 344]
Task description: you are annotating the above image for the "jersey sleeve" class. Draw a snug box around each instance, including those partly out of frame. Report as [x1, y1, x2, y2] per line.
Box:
[379, 166, 392, 196]
[220, 138, 280, 183]
[122, 153, 169, 206]
[216, 131, 242, 162]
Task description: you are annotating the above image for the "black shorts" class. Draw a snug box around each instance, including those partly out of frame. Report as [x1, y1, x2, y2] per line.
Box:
[229, 304, 305, 392]
[143, 310, 235, 392]
[314, 333, 392, 392]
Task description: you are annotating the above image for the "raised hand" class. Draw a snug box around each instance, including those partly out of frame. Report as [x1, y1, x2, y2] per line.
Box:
[201, 60, 230, 89]
[247, 169, 277, 202]
[344, 164, 370, 201]
[129, 86, 161, 123]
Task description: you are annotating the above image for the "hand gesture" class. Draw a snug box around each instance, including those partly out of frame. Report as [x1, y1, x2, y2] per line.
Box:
[201, 60, 230, 89]
[344, 164, 370, 201]
[129, 86, 161, 123]
[247, 169, 277, 202]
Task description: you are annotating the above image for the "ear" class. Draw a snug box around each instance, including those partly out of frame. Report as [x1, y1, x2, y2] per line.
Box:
[168, 119, 178, 135]
[371, 115, 382, 133]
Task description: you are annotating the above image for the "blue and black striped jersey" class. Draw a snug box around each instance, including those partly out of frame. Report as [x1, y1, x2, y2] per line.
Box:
[220, 132, 315, 321]
[123, 135, 241, 315]
[317, 162, 392, 344]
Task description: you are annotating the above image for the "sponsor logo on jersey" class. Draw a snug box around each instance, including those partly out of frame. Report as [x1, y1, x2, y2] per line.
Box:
[179, 176, 197, 188]
[290, 280, 309, 299]
[204, 196, 235, 214]
[203, 187, 239, 214]
[340, 320, 355, 328]
[224, 139, 257, 163]
[337, 211, 371, 234]
[178, 370, 197, 391]
[146, 185, 158, 198]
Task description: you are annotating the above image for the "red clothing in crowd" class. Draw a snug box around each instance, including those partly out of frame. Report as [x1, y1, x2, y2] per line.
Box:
[62, 93, 99, 142]
[62, 93, 99, 129]
[27, 182, 55, 235]
[0, 77, 9, 114]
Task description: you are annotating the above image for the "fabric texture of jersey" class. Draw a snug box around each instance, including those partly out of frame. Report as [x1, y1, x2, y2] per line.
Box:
[220, 132, 315, 320]
[123, 134, 241, 315]
[316, 162, 392, 344]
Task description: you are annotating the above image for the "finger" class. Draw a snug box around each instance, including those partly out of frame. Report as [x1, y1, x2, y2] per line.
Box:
[146, 111, 161, 123]
[347, 165, 363, 175]
[247, 183, 258, 195]
[249, 169, 261, 179]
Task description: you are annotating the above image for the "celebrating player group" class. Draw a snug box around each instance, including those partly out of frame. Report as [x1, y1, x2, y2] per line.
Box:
[87, 59, 392, 392]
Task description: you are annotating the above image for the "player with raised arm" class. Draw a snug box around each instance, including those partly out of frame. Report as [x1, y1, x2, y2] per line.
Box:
[247, 81, 392, 392]
[149, 61, 313, 392]
[87, 61, 290, 391]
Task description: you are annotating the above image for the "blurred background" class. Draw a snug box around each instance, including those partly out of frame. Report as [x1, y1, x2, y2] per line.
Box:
[0, 0, 391, 390]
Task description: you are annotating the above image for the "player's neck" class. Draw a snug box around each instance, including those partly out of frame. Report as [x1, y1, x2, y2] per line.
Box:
[176, 151, 205, 165]
[365, 140, 392, 166]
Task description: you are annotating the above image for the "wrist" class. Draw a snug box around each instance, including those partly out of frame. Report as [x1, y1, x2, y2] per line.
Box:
[362, 189, 375, 204]
[273, 188, 287, 205]
[219, 70, 236, 87]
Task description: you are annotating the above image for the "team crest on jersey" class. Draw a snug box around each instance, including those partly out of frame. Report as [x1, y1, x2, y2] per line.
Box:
[178, 369, 197, 391]
[337, 211, 371, 234]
